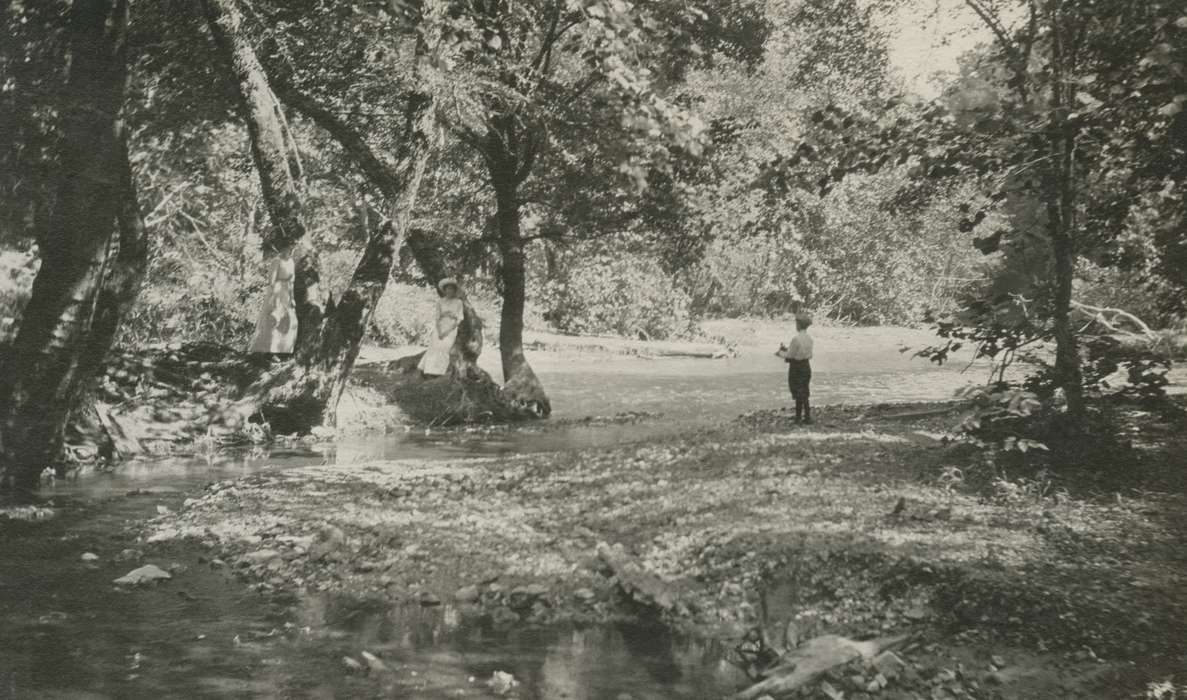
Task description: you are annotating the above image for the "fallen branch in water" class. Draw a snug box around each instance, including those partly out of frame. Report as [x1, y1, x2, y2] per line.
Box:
[730, 633, 911, 700]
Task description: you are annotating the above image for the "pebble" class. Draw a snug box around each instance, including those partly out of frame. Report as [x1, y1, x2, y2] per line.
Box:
[81, 552, 100, 562]
[419, 591, 442, 606]
[112, 564, 172, 586]
[873, 650, 907, 680]
[241, 549, 281, 565]
[454, 585, 481, 604]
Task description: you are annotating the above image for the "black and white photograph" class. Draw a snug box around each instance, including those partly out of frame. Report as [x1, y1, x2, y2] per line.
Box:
[1, 0, 1185, 697]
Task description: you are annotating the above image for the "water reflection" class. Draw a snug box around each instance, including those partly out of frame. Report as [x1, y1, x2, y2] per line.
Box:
[292, 592, 748, 699]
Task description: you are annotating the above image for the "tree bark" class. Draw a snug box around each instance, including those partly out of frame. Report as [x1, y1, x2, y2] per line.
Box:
[0, 0, 135, 495]
[1047, 130, 1084, 418]
[493, 169, 551, 417]
[199, 0, 322, 353]
[1045, 9, 1084, 419]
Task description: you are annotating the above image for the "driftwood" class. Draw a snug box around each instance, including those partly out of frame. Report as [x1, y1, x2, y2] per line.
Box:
[1070, 301, 1157, 341]
[595, 542, 680, 613]
[524, 331, 733, 359]
[730, 633, 910, 700]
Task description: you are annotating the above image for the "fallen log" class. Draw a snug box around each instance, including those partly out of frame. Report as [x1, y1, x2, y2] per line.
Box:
[730, 633, 910, 700]
[595, 542, 681, 614]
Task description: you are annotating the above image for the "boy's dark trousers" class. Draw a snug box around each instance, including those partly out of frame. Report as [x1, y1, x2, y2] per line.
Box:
[787, 359, 812, 422]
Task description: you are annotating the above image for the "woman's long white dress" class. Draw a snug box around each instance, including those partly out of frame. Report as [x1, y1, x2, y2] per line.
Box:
[418, 297, 464, 376]
[248, 257, 297, 354]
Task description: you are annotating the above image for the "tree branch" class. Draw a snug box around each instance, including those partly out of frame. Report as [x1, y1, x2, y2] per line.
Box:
[273, 80, 403, 199]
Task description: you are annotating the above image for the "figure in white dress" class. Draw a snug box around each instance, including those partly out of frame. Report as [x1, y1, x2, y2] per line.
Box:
[248, 251, 298, 354]
[418, 277, 464, 376]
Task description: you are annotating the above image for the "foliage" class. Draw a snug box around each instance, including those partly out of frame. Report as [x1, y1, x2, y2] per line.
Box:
[536, 253, 694, 340]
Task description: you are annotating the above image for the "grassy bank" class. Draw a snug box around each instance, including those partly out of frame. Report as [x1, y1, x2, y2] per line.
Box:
[143, 398, 1187, 699]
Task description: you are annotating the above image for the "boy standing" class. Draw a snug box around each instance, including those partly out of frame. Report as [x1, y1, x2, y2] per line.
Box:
[783, 313, 814, 424]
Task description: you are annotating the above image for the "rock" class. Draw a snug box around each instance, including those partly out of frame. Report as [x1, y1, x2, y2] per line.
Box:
[487, 670, 519, 696]
[904, 605, 929, 621]
[849, 673, 868, 691]
[113, 564, 172, 586]
[509, 584, 548, 610]
[454, 585, 481, 604]
[311, 425, 337, 440]
[360, 651, 388, 673]
[80, 552, 100, 562]
[241, 549, 282, 565]
[115, 548, 141, 562]
[868, 673, 888, 691]
[990, 654, 1006, 669]
[872, 651, 907, 680]
[342, 656, 364, 673]
[985, 671, 1005, 686]
[37, 611, 68, 624]
[574, 588, 596, 602]
[156, 505, 172, 515]
[819, 680, 844, 700]
[935, 668, 958, 683]
[419, 591, 441, 607]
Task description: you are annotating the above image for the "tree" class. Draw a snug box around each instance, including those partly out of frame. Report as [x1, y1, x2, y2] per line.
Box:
[0, 0, 147, 495]
[760, 0, 1186, 418]
[436, 0, 709, 415]
[197, 0, 439, 431]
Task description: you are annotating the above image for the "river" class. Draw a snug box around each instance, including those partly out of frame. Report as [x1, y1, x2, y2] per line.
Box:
[2, 334, 1164, 699]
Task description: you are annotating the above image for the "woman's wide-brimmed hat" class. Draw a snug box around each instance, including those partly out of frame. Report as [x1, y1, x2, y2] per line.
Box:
[437, 277, 459, 293]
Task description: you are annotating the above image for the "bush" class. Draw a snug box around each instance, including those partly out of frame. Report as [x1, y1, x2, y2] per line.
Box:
[537, 255, 695, 340]
[0, 249, 38, 341]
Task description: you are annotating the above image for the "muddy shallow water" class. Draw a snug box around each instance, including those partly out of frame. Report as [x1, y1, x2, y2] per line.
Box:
[1, 492, 746, 699]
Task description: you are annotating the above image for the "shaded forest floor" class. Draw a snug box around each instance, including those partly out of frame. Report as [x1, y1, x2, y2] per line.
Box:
[135, 397, 1187, 698]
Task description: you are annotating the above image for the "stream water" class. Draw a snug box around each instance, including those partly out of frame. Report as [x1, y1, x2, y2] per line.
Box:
[0, 344, 1088, 699]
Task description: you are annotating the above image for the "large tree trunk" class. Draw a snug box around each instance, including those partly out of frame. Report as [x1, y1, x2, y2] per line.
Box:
[199, 0, 322, 352]
[493, 173, 551, 417]
[0, 0, 135, 496]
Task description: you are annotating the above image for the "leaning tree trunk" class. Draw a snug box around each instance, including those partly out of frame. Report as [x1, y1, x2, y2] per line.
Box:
[234, 88, 438, 433]
[301, 91, 436, 427]
[0, 0, 136, 496]
[276, 82, 486, 383]
[200, 0, 322, 350]
[492, 173, 551, 417]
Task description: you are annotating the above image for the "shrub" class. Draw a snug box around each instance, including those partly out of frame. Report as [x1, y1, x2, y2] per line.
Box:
[0, 249, 37, 341]
[537, 255, 695, 340]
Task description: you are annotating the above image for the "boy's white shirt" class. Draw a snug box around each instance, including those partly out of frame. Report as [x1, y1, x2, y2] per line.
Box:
[786, 330, 814, 360]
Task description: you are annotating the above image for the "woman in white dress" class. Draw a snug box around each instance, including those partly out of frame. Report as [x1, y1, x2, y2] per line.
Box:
[248, 249, 298, 355]
[418, 277, 464, 376]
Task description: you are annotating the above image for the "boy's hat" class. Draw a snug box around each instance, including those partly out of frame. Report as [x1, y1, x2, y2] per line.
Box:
[437, 277, 459, 293]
